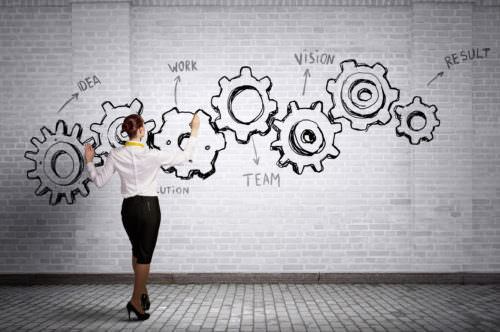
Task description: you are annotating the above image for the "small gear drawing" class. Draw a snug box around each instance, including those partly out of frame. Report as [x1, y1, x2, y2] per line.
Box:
[326, 59, 400, 131]
[24, 120, 102, 205]
[211, 66, 278, 144]
[90, 98, 156, 165]
[270, 101, 342, 175]
[148, 108, 226, 179]
[394, 96, 440, 145]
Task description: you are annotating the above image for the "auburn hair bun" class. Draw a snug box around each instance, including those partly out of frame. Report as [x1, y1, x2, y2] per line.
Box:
[121, 114, 144, 138]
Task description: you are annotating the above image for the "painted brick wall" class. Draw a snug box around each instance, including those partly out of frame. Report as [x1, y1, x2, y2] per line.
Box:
[0, 0, 498, 273]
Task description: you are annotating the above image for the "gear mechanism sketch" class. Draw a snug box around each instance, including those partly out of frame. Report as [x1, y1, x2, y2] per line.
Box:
[394, 96, 440, 145]
[90, 98, 156, 165]
[211, 66, 278, 144]
[270, 101, 342, 175]
[24, 120, 102, 205]
[326, 59, 400, 131]
[148, 108, 226, 179]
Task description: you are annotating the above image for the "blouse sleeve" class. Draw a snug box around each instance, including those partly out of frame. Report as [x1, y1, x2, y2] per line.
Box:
[156, 136, 198, 167]
[86, 150, 116, 188]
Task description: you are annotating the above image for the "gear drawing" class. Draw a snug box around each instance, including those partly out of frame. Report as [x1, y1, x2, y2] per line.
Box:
[270, 101, 342, 175]
[211, 66, 278, 144]
[90, 98, 156, 165]
[148, 108, 226, 179]
[24, 120, 102, 205]
[394, 96, 440, 145]
[326, 59, 400, 131]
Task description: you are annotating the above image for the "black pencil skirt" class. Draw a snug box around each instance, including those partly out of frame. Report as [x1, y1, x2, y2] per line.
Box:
[121, 195, 161, 264]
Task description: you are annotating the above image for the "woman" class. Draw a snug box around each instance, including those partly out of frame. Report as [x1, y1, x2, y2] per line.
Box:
[84, 112, 200, 321]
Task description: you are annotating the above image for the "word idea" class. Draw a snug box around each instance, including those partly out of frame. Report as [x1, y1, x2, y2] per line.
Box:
[77, 75, 101, 92]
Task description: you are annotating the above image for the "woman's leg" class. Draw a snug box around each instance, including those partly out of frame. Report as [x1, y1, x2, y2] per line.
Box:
[132, 255, 148, 296]
[131, 260, 150, 310]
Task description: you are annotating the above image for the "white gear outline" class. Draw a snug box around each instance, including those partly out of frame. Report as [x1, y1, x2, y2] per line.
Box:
[270, 101, 342, 175]
[90, 98, 156, 165]
[326, 59, 400, 131]
[148, 107, 227, 179]
[24, 120, 101, 205]
[394, 96, 440, 145]
[211, 66, 278, 144]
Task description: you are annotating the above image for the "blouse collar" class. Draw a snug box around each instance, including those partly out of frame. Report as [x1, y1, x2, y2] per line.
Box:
[125, 141, 144, 148]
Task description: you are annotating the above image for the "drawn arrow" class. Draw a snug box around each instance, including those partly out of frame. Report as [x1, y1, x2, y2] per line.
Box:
[302, 69, 311, 96]
[174, 75, 181, 105]
[57, 92, 79, 113]
[251, 136, 260, 165]
[427, 71, 444, 87]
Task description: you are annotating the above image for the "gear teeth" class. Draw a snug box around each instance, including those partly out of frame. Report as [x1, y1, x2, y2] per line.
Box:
[56, 120, 68, 135]
[40, 127, 52, 140]
[270, 139, 282, 148]
[343, 60, 356, 70]
[27, 169, 38, 179]
[102, 101, 114, 113]
[258, 76, 271, 88]
[278, 155, 289, 165]
[327, 59, 400, 131]
[394, 96, 440, 145]
[218, 77, 229, 88]
[271, 101, 342, 175]
[312, 160, 324, 172]
[30, 137, 43, 149]
[34, 183, 47, 195]
[210, 66, 277, 144]
[326, 78, 335, 93]
[240, 66, 252, 77]
[289, 101, 300, 112]
[24, 151, 37, 162]
[211, 96, 220, 108]
[374, 63, 387, 76]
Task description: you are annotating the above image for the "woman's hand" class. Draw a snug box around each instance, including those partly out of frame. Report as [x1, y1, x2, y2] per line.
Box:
[84, 143, 95, 163]
[189, 111, 200, 135]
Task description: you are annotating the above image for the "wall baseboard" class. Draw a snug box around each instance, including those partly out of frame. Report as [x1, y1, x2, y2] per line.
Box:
[1, 272, 499, 285]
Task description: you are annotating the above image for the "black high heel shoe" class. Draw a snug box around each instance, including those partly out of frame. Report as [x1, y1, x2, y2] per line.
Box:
[141, 293, 150, 311]
[126, 301, 150, 321]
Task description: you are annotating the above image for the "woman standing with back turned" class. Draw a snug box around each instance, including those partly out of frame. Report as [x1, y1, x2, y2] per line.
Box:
[84, 112, 200, 321]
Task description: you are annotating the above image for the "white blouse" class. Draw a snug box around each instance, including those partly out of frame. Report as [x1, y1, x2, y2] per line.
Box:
[86, 136, 198, 198]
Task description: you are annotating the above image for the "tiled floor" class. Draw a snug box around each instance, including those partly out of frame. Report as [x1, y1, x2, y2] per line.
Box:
[0, 283, 499, 331]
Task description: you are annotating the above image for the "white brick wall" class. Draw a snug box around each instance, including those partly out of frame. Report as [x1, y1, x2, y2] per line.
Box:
[1, 0, 498, 273]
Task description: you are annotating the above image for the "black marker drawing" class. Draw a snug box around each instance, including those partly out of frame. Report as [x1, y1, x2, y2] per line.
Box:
[24, 120, 102, 205]
[270, 101, 342, 175]
[173, 75, 181, 105]
[211, 66, 278, 144]
[427, 71, 444, 87]
[302, 68, 311, 96]
[251, 136, 260, 165]
[326, 59, 400, 131]
[90, 98, 156, 166]
[148, 108, 226, 180]
[394, 96, 440, 145]
[57, 92, 79, 113]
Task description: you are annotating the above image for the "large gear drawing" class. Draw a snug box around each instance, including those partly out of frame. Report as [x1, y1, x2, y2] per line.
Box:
[90, 98, 156, 166]
[211, 66, 278, 144]
[24, 120, 101, 205]
[394, 96, 440, 145]
[326, 59, 400, 131]
[270, 101, 342, 175]
[148, 108, 226, 179]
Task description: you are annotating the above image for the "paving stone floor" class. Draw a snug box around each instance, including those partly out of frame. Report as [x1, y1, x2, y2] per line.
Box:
[0, 283, 499, 331]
